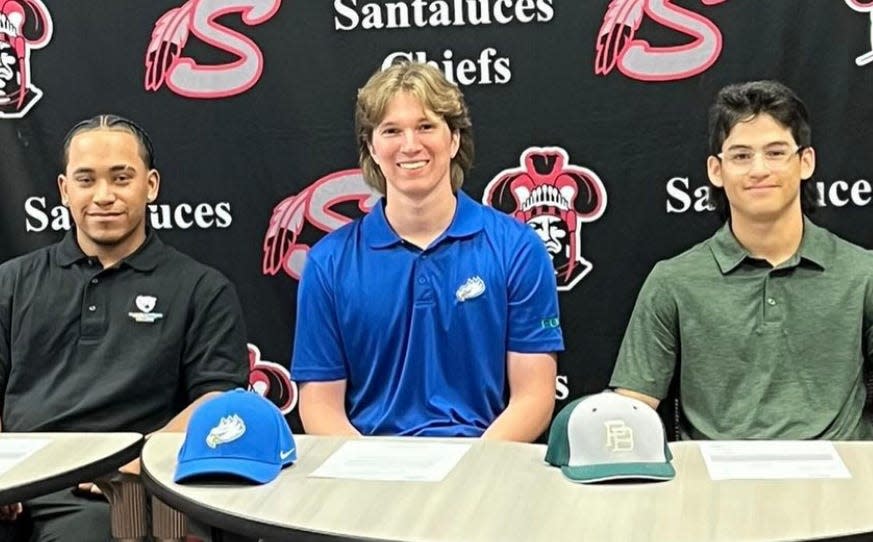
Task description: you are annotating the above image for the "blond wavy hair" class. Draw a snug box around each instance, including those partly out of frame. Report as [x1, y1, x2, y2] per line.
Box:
[355, 62, 474, 194]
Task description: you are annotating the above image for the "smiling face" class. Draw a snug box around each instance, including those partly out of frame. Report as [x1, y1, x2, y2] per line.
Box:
[58, 129, 159, 262]
[367, 91, 460, 202]
[707, 113, 815, 226]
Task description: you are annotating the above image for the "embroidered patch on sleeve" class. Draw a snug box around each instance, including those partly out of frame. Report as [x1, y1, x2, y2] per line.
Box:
[541, 317, 560, 329]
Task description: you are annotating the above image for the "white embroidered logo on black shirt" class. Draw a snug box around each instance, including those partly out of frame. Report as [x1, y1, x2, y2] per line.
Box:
[128, 295, 164, 323]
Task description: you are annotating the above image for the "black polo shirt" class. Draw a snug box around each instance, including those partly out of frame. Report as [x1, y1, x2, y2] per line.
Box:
[0, 230, 248, 433]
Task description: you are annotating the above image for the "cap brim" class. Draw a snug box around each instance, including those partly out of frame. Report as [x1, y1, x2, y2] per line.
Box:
[174, 457, 281, 484]
[561, 461, 676, 484]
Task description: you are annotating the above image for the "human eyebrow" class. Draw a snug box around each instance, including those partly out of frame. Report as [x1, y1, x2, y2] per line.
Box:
[109, 165, 137, 174]
[376, 123, 401, 134]
[763, 141, 793, 149]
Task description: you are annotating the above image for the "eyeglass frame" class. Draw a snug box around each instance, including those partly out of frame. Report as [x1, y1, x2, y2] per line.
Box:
[714, 144, 808, 173]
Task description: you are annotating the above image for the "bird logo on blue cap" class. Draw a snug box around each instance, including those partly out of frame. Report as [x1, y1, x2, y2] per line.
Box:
[206, 414, 246, 449]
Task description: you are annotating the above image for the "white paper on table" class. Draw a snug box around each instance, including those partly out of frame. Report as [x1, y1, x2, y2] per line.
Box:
[0, 439, 51, 476]
[309, 440, 471, 482]
[698, 440, 851, 480]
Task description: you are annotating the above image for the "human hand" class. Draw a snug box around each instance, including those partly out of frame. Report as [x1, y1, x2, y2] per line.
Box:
[0, 503, 22, 521]
[76, 482, 103, 497]
[118, 457, 141, 476]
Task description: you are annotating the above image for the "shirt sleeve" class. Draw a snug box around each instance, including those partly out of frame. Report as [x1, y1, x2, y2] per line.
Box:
[182, 273, 249, 400]
[609, 263, 679, 400]
[290, 255, 348, 382]
[505, 227, 565, 354]
[864, 270, 873, 369]
[0, 264, 12, 414]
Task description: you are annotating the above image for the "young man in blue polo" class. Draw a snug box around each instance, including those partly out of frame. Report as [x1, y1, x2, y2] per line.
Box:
[611, 81, 873, 440]
[291, 62, 564, 441]
[0, 115, 249, 541]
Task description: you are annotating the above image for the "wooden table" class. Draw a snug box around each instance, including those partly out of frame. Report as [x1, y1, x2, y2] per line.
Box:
[0, 432, 142, 504]
[141, 434, 873, 541]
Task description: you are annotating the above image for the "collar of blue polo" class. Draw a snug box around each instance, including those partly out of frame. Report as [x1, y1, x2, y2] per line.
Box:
[710, 216, 829, 274]
[363, 190, 485, 249]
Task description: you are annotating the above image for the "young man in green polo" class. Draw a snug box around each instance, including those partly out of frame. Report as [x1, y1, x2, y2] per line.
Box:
[610, 81, 873, 440]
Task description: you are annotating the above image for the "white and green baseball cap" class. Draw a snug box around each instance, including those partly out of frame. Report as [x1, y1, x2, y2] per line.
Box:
[545, 391, 675, 483]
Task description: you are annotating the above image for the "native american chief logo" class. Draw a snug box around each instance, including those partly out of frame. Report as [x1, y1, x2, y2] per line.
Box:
[483, 147, 607, 291]
[0, 0, 52, 119]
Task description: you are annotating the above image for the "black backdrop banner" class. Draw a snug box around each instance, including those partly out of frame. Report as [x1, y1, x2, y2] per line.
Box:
[2, 0, 871, 431]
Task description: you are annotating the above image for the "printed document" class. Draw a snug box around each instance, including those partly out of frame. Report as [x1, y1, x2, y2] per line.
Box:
[310, 440, 471, 482]
[699, 440, 850, 480]
[0, 439, 50, 476]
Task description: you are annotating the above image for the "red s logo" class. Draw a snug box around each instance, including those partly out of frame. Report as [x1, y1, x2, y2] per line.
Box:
[262, 169, 379, 280]
[145, 0, 280, 98]
[595, 0, 728, 81]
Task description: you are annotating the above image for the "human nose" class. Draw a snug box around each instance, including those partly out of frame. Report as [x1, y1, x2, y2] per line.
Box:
[400, 130, 422, 153]
[92, 180, 116, 205]
[747, 151, 771, 175]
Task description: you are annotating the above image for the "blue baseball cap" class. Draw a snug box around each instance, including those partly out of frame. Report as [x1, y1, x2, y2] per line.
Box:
[174, 389, 296, 484]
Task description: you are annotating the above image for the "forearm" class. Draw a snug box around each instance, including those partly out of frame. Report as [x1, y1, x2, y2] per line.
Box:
[299, 381, 361, 436]
[116, 391, 224, 476]
[155, 391, 223, 434]
[614, 388, 660, 410]
[301, 409, 361, 437]
[482, 395, 554, 442]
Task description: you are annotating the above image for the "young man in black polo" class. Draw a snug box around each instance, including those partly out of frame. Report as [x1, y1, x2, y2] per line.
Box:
[0, 115, 249, 541]
[610, 81, 873, 440]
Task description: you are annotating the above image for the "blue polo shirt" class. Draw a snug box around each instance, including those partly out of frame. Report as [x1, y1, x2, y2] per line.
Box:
[291, 191, 564, 436]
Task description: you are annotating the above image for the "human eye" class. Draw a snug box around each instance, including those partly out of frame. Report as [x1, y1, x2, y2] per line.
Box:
[728, 151, 752, 163]
[74, 175, 94, 184]
[766, 148, 789, 159]
[419, 122, 435, 131]
[114, 173, 132, 183]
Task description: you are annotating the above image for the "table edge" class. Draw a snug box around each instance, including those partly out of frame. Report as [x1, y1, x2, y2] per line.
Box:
[0, 433, 143, 504]
[141, 458, 385, 542]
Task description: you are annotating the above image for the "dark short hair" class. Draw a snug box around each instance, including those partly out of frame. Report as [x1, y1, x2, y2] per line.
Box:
[60, 114, 156, 172]
[355, 61, 474, 195]
[708, 80, 817, 218]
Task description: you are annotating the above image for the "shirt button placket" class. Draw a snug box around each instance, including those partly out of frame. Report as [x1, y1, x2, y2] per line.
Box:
[418, 252, 429, 285]
[82, 272, 104, 337]
[414, 252, 435, 305]
[763, 271, 782, 324]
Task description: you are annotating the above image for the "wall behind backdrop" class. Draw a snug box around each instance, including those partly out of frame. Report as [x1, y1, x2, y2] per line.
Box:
[2, 0, 871, 431]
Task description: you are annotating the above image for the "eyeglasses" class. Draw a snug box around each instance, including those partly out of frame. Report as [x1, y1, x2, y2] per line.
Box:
[716, 145, 805, 173]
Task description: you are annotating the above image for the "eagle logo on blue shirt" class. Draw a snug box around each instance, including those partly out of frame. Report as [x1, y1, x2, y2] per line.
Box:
[456, 276, 486, 302]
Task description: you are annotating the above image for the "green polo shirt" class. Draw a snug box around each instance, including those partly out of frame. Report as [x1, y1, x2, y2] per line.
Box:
[610, 218, 873, 440]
